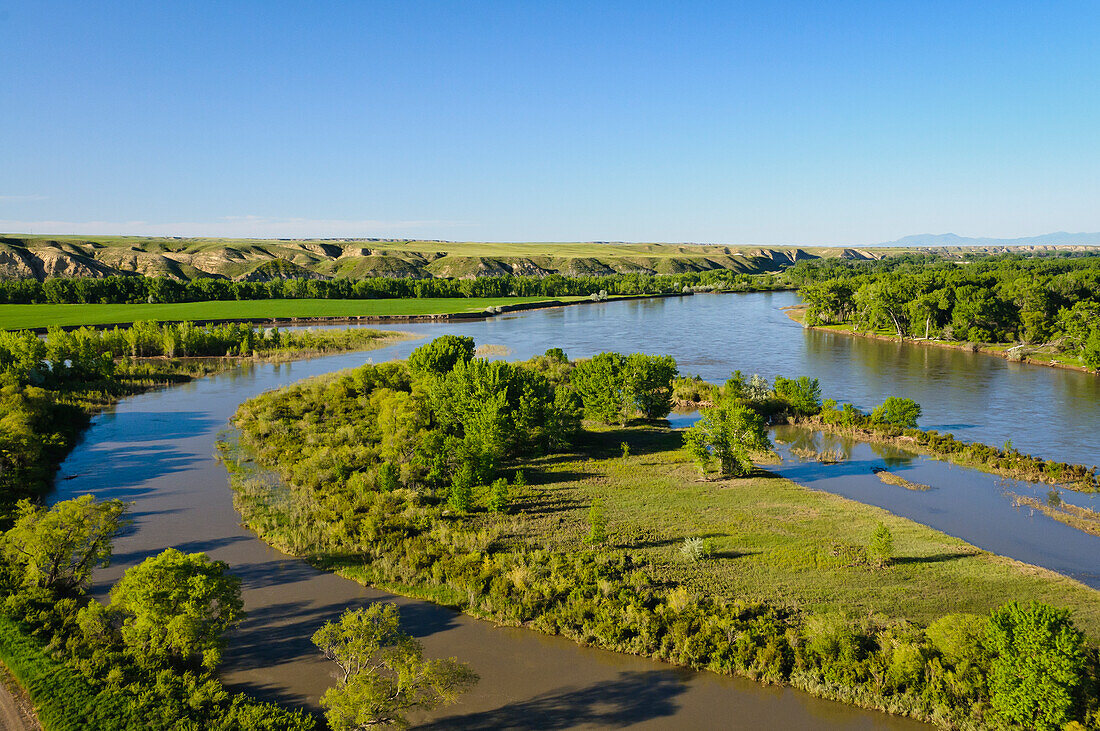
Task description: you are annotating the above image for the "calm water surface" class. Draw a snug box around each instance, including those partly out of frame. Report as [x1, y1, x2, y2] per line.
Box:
[51, 292, 1100, 727]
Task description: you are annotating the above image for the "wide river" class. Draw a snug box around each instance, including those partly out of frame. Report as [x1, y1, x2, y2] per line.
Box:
[51, 292, 1100, 728]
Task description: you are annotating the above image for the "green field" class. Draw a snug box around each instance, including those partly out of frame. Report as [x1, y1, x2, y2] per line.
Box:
[0, 296, 584, 331]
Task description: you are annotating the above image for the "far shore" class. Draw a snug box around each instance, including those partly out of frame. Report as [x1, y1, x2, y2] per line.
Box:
[782, 304, 1096, 376]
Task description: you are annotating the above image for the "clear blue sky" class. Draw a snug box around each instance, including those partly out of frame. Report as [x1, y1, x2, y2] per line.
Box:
[2, 1, 1099, 244]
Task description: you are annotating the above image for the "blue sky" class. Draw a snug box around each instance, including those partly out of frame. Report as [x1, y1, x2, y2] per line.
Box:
[2, 1, 1098, 244]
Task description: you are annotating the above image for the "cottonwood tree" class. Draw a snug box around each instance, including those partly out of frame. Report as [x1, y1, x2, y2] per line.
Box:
[683, 402, 771, 477]
[108, 548, 244, 670]
[2, 495, 129, 594]
[870, 397, 921, 428]
[986, 601, 1087, 730]
[312, 603, 477, 730]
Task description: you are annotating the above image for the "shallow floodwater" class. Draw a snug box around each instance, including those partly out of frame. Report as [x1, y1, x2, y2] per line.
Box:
[769, 426, 1100, 588]
[50, 291, 1100, 728]
[54, 341, 926, 729]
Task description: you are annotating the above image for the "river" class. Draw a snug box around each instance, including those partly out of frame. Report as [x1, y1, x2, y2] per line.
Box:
[50, 291, 1100, 728]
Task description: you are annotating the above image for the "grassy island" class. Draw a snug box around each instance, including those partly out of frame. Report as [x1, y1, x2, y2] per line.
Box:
[224, 337, 1100, 730]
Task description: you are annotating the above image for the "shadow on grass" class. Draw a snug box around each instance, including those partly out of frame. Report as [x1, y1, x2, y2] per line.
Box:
[892, 552, 974, 566]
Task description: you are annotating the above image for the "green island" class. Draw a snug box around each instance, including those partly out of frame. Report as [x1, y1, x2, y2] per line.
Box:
[219, 336, 1099, 730]
[0, 320, 412, 729]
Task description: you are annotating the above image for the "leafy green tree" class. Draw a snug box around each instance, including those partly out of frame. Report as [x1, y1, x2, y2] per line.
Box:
[800, 279, 855, 325]
[2, 495, 129, 594]
[684, 402, 771, 477]
[487, 478, 509, 513]
[312, 603, 477, 730]
[773, 376, 822, 416]
[108, 548, 244, 670]
[407, 335, 475, 376]
[623, 353, 678, 419]
[925, 613, 988, 670]
[571, 352, 678, 423]
[1083, 326, 1100, 371]
[868, 523, 893, 567]
[854, 275, 914, 338]
[870, 397, 921, 428]
[986, 601, 1087, 730]
[570, 352, 627, 423]
[449, 463, 474, 513]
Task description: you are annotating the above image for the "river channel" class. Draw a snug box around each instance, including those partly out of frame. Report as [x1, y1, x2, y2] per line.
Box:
[50, 291, 1100, 728]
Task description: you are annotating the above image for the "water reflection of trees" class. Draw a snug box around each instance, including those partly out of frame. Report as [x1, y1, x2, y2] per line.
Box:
[774, 425, 919, 467]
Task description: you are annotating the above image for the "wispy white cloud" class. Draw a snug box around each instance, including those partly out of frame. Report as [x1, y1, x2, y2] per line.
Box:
[0, 195, 48, 202]
[0, 216, 475, 239]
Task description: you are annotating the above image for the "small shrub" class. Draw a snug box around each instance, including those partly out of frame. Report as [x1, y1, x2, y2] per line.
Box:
[679, 537, 713, 563]
[869, 523, 894, 567]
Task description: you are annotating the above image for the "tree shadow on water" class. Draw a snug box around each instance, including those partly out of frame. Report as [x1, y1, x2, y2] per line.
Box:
[419, 670, 687, 730]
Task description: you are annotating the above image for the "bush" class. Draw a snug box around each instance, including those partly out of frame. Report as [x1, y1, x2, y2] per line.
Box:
[870, 397, 921, 428]
[868, 523, 894, 567]
[986, 601, 1088, 730]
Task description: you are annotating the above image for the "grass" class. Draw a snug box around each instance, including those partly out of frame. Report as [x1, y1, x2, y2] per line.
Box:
[0, 615, 96, 730]
[492, 424, 1100, 636]
[0, 296, 584, 331]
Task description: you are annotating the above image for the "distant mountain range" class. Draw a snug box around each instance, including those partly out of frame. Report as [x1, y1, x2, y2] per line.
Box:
[878, 232, 1100, 247]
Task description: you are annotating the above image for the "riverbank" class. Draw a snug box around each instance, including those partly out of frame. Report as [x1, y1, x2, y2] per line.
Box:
[226, 361, 1100, 729]
[783, 304, 1096, 375]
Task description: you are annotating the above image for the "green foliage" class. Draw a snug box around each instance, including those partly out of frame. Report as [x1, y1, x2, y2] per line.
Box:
[772, 375, 822, 416]
[683, 402, 771, 477]
[488, 478, 510, 513]
[1083, 326, 1100, 370]
[868, 523, 894, 567]
[925, 613, 988, 669]
[870, 397, 922, 428]
[792, 251, 1100, 363]
[986, 601, 1088, 730]
[108, 548, 245, 670]
[570, 352, 677, 423]
[2, 495, 129, 594]
[407, 335, 475, 376]
[448, 463, 474, 513]
[312, 603, 477, 730]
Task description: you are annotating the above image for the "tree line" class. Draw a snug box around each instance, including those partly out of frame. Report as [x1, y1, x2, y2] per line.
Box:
[0, 270, 779, 305]
[788, 252, 1100, 368]
[228, 337, 1100, 730]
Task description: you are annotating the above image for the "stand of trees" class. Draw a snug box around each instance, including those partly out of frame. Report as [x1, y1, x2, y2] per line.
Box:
[0, 270, 781, 305]
[228, 338, 1100, 729]
[789, 252, 1100, 369]
[0, 496, 314, 729]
